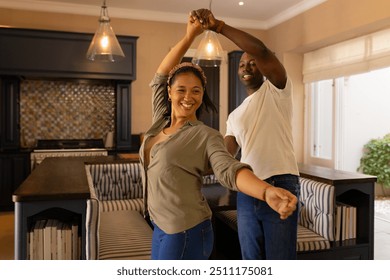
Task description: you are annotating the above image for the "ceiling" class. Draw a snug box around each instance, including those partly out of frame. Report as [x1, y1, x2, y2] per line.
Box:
[0, 0, 327, 29]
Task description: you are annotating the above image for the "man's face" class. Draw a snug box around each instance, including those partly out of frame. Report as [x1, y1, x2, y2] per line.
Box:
[238, 53, 264, 89]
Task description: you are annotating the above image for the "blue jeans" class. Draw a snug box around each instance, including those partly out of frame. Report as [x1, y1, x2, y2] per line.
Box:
[151, 219, 214, 260]
[237, 174, 300, 260]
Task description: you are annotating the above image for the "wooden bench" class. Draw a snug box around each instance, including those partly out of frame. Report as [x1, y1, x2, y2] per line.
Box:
[213, 177, 335, 258]
[85, 162, 152, 260]
[84, 162, 220, 260]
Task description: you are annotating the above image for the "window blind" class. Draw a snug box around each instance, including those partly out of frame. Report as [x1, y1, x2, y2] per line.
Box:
[303, 28, 390, 83]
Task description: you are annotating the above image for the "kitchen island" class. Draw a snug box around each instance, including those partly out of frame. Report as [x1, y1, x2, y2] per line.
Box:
[12, 155, 138, 260]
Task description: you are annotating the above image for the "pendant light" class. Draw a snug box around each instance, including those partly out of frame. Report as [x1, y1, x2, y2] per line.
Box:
[191, 0, 224, 67]
[86, 0, 125, 62]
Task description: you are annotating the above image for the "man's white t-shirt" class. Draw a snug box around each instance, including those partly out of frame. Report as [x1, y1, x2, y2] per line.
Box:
[225, 78, 299, 180]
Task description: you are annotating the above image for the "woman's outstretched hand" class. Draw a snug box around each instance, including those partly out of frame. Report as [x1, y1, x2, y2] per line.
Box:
[264, 187, 298, 220]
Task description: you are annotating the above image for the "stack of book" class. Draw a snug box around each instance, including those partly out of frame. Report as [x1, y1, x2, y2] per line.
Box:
[27, 218, 80, 260]
[334, 202, 357, 242]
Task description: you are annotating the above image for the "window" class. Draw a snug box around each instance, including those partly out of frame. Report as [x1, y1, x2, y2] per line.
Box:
[303, 27, 390, 171]
[305, 79, 338, 168]
[305, 68, 390, 172]
[310, 79, 333, 159]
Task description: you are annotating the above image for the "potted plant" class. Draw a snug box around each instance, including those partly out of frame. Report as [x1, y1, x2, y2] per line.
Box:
[358, 133, 390, 196]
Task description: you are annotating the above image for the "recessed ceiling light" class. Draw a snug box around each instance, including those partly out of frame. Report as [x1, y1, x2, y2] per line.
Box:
[239, 2, 244, 6]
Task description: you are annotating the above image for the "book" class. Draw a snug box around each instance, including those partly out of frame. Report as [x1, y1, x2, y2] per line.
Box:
[335, 204, 342, 241]
[43, 219, 54, 260]
[32, 220, 40, 260]
[337, 202, 357, 241]
[64, 223, 72, 260]
[56, 221, 64, 260]
[36, 219, 46, 260]
[71, 220, 79, 260]
[61, 222, 68, 260]
[336, 202, 348, 241]
[50, 219, 58, 259]
[350, 206, 357, 239]
[345, 206, 350, 240]
[346, 204, 357, 239]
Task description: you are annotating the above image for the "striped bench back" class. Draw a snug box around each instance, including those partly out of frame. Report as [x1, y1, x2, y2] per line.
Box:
[214, 177, 336, 253]
[87, 163, 143, 201]
[299, 177, 335, 241]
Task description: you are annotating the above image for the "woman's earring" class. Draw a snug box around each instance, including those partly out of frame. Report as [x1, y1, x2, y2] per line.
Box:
[168, 97, 172, 101]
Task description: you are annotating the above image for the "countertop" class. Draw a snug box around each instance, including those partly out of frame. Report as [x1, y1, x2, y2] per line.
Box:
[12, 155, 139, 203]
[298, 163, 377, 185]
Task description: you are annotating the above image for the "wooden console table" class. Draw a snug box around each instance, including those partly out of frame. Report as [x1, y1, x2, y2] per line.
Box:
[298, 163, 377, 259]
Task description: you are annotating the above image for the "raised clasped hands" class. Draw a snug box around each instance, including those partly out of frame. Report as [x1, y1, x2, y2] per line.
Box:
[187, 10, 204, 38]
[190, 9, 219, 32]
[265, 187, 298, 220]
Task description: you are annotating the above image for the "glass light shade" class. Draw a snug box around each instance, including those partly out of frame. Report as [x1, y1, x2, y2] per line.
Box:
[192, 30, 224, 67]
[86, 4, 125, 62]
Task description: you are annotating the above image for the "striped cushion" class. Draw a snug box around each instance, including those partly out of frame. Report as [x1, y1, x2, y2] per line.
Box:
[87, 163, 143, 201]
[99, 198, 144, 213]
[299, 177, 335, 241]
[99, 210, 152, 260]
[297, 225, 330, 251]
[214, 210, 238, 231]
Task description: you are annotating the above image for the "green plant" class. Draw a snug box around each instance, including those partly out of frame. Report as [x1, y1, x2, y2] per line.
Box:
[358, 133, 390, 188]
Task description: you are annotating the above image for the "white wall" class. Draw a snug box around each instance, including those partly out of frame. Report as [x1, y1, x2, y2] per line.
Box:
[341, 67, 390, 172]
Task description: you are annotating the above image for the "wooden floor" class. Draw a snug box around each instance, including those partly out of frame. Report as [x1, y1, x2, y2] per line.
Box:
[0, 211, 14, 260]
[1, 209, 390, 260]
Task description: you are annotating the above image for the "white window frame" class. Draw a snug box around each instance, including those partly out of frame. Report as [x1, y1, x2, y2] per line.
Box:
[304, 78, 344, 169]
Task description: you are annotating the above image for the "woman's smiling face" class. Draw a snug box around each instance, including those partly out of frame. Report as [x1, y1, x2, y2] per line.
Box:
[168, 72, 204, 121]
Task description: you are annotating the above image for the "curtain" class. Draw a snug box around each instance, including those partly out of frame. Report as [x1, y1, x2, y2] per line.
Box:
[303, 28, 390, 83]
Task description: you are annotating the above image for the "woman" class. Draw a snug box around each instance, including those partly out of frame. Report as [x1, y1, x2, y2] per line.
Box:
[139, 13, 297, 260]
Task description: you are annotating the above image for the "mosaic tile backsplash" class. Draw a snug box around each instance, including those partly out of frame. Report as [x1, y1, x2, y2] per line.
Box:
[20, 79, 116, 148]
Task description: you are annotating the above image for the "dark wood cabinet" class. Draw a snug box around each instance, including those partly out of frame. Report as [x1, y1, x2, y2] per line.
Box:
[0, 28, 137, 81]
[0, 27, 139, 154]
[0, 77, 20, 151]
[0, 77, 28, 211]
[0, 28, 139, 212]
[115, 81, 133, 150]
[298, 163, 376, 260]
[228, 51, 246, 113]
[0, 152, 30, 211]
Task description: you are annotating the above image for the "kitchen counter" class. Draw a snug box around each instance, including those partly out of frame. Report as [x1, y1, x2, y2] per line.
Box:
[13, 155, 139, 203]
[12, 155, 140, 260]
